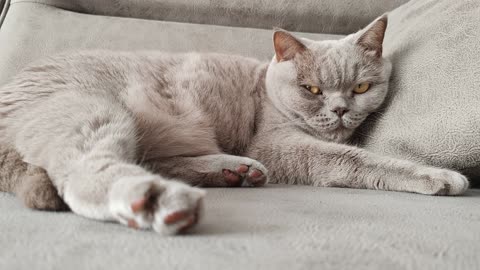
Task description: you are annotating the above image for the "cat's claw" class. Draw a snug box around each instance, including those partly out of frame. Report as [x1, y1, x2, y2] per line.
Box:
[109, 176, 205, 235]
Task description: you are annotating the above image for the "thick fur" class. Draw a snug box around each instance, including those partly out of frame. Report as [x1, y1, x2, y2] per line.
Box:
[0, 16, 469, 234]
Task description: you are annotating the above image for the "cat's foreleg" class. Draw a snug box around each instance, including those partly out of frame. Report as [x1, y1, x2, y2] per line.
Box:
[148, 154, 268, 187]
[10, 92, 205, 234]
[248, 132, 469, 195]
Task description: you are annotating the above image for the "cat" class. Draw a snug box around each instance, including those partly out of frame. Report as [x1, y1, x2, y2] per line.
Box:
[0, 15, 469, 235]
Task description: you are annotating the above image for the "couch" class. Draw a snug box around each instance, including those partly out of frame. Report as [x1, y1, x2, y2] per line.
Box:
[1, 0, 479, 269]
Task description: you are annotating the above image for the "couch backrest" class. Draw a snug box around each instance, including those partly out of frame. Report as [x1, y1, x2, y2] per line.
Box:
[9, 0, 410, 34]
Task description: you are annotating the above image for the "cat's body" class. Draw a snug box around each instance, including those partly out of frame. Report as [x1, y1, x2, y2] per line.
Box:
[0, 16, 470, 234]
[2, 51, 266, 168]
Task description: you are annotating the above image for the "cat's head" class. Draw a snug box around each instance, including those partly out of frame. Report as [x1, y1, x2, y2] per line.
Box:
[265, 15, 391, 143]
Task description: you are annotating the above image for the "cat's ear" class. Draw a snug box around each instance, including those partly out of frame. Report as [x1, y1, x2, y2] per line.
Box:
[273, 29, 306, 62]
[355, 15, 388, 58]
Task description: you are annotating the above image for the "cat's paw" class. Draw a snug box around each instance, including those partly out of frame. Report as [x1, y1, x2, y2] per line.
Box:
[216, 156, 268, 187]
[415, 168, 469, 196]
[109, 176, 205, 235]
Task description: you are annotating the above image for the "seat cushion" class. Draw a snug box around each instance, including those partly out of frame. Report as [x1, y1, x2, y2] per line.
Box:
[354, 0, 480, 180]
[0, 1, 342, 86]
[10, 0, 409, 34]
[1, 185, 479, 270]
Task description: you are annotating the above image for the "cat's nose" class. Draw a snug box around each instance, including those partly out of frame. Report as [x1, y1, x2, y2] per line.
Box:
[331, 107, 349, 117]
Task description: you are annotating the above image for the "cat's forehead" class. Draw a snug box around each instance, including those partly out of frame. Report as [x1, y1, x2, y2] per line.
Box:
[295, 40, 377, 88]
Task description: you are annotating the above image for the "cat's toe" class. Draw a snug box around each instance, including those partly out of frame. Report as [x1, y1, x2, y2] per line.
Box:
[109, 176, 205, 234]
[235, 163, 267, 186]
[245, 169, 267, 187]
[235, 164, 267, 186]
[433, 170, 469, 195]
[241, 161, 268, 187]
[236, 164, 249, 174]
[161, 199, 203, 233]
[152, 185, 204, 235]
[222, 169, 242, 186]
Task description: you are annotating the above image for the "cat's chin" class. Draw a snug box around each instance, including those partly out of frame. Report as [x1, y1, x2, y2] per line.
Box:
[319, 127, 354, 143]
[304, 121, 354, 143]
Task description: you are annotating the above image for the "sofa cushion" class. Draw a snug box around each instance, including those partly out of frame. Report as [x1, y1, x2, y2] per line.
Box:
[0, 2, 342, 86]
[1, 185, 480, 270]
[10, 0, 409, 34]
[354, 0, 480, 180]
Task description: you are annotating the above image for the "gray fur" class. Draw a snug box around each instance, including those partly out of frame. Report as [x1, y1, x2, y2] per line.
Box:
[0, 15, 469, 234]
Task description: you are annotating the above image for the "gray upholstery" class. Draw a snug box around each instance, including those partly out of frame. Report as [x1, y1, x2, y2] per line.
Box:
[10, 0, 409, 34]
[1, 186, 480, 270]
[354, 0, 480, 180]
[1, 0, 480, 269]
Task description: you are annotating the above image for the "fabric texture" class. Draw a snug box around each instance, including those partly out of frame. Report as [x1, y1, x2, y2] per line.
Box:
[10, 0, 408, 34]
[0, 0, 479, 269]
[1, 185, 480, 270]
[354, 0, 480, 181]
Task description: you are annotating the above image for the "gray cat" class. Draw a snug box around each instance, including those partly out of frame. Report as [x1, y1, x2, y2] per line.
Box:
[0, 15, 469, 235]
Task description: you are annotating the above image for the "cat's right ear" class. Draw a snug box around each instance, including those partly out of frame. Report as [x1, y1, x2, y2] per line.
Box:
[273, 29, 306, 62]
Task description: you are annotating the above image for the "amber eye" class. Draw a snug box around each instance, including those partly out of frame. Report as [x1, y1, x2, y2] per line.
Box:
[354, 83, 370, 94]
[301, 85, 321, 95]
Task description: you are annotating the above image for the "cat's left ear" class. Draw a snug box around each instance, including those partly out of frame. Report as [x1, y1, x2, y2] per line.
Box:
[273, 29, 306, 62]
[355, 15, 388, 58]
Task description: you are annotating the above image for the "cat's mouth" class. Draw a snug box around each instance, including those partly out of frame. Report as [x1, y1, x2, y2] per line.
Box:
[290, 112, 353, 137]
[320, 118, 343, 131]
[318, 118, 358, 134]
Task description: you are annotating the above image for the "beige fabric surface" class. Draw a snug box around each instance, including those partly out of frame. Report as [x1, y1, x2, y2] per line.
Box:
[354, 0, 480, 181]
[10, 0, 409, 34]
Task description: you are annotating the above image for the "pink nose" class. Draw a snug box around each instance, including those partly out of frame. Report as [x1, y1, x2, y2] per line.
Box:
[331, 107, 349, 117]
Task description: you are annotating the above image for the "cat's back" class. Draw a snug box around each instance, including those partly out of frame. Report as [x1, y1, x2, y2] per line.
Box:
[3, 51, 170, 91]
[2, 50, 264, 93]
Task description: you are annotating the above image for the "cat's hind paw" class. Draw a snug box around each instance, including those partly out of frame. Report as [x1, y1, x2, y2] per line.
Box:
[109, 176, 205, 235]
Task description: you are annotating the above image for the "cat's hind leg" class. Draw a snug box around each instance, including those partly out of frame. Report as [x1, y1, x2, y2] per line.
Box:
[9, 91, 204, 234]
[16, 164, 69, 211]
[149, 154, 268, 187]
[0, 147, 67, 210]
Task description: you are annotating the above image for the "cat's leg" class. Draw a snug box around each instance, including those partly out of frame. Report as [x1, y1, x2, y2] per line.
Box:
[248, 131, 469, 195]
[10, 92, 205, 234]
[148, 154, 268, 187]
[16, 164, 69, 211]
[0, 147, 66, 210]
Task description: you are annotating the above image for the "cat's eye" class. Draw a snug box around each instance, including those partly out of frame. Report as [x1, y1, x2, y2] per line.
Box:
[301, 85, 321, 95]
[354, 83, 370, 94]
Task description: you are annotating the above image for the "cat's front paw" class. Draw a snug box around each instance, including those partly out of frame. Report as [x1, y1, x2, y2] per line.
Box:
[109, 176, 205, 235]
[415, 168, 469, 196]
[215, 156, 268, 187]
